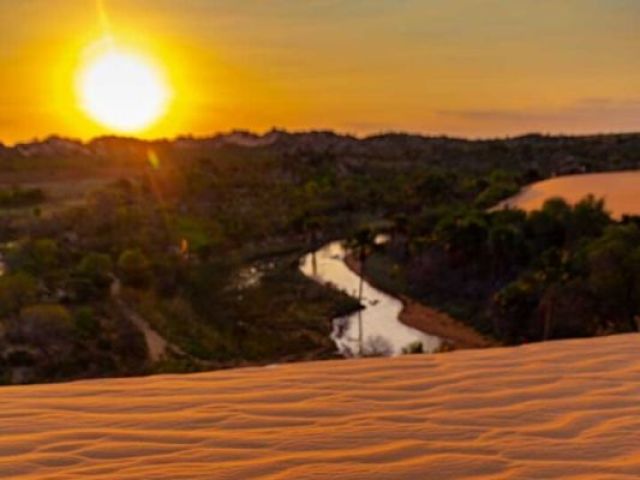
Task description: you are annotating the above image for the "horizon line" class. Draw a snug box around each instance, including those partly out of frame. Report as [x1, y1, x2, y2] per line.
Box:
[3, 127, 640, 148]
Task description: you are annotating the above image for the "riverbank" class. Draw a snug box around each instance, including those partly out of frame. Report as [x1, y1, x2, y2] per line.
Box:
[345, 255, 495, 350]
[301, 240, 442, 355]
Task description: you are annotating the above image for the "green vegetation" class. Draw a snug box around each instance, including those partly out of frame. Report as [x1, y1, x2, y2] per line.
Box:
[0, 273, 37, 316]
[344, 227, 377, 354]
[2, 131, 640, 384]
[366, 196, 640, 343]
[0, 187, 45, 209]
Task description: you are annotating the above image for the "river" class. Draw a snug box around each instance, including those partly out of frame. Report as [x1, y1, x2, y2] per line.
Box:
[1, 235, 443, 357]
[300, 240, 441, 357]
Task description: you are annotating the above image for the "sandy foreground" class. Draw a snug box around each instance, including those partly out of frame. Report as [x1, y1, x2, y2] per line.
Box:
[1, 334, 640, 479]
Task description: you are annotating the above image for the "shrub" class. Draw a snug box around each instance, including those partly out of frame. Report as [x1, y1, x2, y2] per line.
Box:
[0, 187, 45, 209]
[19, 304, 74, 352]
[76, 253, 113, 299]
[117, 249, 151, 288]
[0, 273, 38, 316]
[402, 341, 424, 355]
[74, 306, 101, 338]
[78, 253, 113, 284]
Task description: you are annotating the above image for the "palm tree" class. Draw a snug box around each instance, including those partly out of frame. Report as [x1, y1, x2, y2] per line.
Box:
[392, 213, 410, 260]
[346, 227, 376, 355]
[539, 285, 558, 341]
[304, 216, 322, 276]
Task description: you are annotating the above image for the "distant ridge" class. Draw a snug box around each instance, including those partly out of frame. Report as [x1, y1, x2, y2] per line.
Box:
[6, 128, 640, 151]
[3, 130, 640, 179]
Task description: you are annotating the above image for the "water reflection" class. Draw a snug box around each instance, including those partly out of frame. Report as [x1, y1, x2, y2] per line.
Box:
[300, 240, 441, 357]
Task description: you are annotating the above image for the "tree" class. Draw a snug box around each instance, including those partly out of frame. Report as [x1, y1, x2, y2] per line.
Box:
[117, 249, 151, 288]
[526, 197, 572, 253]
[10, 238, 59, 275]
[491, 275, 542, 342]
[474, 170, 519, 208]
[18, 304, 74, 358]
[538, 279, 597, 340]
[568, 195, 611, 244]
[0, 273, 37, 317]
[488, 224, 525, 277]
[414, 170, 457, 205]
[391, 213, 410, 260]
[74, 306, 101, 338]
[435, 211, 488, 264]
[586, 224, 640, 331]
[302, 214, 324, 276]
[538, 283, 557, 341]
[345, 227, 377, 354]
[77, 253, 113, 289]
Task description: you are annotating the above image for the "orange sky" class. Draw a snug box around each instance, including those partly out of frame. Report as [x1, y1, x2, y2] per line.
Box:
[1, 0, 639, 144]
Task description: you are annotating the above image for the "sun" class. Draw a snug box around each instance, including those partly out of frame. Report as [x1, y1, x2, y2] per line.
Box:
[77, 47, 171, 132]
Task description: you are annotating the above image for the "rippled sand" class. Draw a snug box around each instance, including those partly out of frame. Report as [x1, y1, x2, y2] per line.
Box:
[499, 171, 640, 218]
[2, 334, 640, 479]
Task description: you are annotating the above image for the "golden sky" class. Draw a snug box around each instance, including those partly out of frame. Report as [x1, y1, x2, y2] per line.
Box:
[1, 0, 639, 144]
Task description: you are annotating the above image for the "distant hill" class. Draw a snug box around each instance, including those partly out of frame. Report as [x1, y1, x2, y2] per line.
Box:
[1, 129, 640, 386]
[2, 130, 640, 179]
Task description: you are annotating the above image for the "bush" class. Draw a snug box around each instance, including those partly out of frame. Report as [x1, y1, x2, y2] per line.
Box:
[74, 306, 101, 338]
[0, 187, 45, 209]
[117, 249, 151, 288]
[75, 253, 113, 299]
[11, 238, 60, 274]
[0, 273, 37, 316]
[402, 341, 424, 355]
[78, 253, 113, 284]
[19, 304, 74, 351]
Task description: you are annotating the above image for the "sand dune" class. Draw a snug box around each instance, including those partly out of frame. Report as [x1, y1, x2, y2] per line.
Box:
[2, 334, 640, 479]
[498, 171, 640, 219]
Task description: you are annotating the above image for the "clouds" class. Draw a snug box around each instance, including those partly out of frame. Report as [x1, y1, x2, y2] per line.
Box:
[437, 99, 640, 136]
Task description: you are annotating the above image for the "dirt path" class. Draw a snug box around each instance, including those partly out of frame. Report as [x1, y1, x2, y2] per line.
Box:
[117, 300, 171, 363]
[110, 278, 186, 363]
[345, 256, 494, 350]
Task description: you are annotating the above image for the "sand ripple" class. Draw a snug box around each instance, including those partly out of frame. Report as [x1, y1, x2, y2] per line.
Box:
[1, 334, 640, 479]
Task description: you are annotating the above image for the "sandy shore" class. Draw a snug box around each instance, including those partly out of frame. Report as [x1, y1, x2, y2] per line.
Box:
[345, 256, 493, 350]
[398, 295, 494, 349]
[1, 333, 640, 479]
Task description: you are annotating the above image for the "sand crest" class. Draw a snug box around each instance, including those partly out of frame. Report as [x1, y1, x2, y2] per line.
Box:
[1, 334, 640, 479]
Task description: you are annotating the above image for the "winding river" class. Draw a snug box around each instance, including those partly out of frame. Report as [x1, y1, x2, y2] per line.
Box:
[0, 235, 443, 357]
[300, 240, 442, 357]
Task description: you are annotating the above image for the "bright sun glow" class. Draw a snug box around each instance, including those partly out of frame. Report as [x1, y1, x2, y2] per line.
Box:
[77, 47, 171, 132]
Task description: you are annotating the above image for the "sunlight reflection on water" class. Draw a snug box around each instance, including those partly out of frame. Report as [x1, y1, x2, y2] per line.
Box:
[300, 240, 441, 357]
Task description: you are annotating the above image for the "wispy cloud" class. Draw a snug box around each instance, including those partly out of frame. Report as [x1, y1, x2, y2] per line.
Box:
[437, 98, 640, 134]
